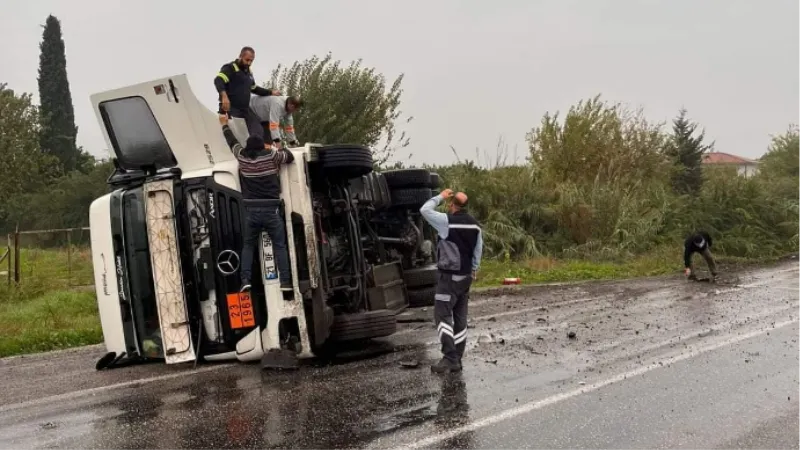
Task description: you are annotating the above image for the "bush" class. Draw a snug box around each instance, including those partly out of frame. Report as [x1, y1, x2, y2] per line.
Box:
[429, 97, 798, 263]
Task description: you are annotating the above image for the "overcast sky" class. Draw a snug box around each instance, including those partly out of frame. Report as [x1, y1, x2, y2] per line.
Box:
[1, 0, 797, 166]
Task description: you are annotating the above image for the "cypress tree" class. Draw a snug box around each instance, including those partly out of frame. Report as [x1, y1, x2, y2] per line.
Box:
[38, 15, 80, 173]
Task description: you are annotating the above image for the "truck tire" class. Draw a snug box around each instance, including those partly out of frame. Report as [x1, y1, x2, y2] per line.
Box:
[391, 187, 433, 208]
[407, 286, 437, 307]
[429, 172, 441, 189]
[404, 264, 438, 288]
[382, 169, 431, 189]
[329, 309, 397, 342]
[375, 173, 392, 208]
[365, 172, 392, 210]
[320, 145, 374, 179]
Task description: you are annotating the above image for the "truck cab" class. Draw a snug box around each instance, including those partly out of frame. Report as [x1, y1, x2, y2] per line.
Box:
[89, 75, 441, 369]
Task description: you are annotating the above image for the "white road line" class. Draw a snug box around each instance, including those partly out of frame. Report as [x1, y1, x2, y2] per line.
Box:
[390, 318, 799, 450]
[0, 363, 234, 414]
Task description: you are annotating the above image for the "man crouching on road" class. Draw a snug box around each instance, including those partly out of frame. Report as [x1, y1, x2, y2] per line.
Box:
[420, 189, 483, 373]
[684, 230, 718, 282]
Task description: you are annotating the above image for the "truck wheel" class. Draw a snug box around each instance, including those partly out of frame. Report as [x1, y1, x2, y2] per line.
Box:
[366, 173, 392, 210]
[382, 169, 431, 189]
[375, 173, 392, 208]
[390, 187, 433, 208]
[404, 264, 438, 288]
[320, 145, 374, 179]
[429, 172, 441, 189]
[329, 309, 397, 342]
[407, 286, 437, 307]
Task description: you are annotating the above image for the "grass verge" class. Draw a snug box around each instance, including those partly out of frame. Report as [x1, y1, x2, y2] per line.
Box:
[472, 246, 776, 288]
[0, 289, 102, 358]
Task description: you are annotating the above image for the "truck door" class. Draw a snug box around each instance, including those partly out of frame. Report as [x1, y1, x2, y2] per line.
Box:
[90, 74, 237, 175]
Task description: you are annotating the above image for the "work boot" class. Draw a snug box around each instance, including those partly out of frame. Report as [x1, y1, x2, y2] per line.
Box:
[431, 358, 462, 374]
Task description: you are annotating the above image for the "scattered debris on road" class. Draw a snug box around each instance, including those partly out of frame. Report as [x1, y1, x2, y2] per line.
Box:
[400, 360, 420, 369]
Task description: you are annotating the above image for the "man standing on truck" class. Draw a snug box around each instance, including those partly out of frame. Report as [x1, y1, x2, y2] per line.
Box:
[684, 230, 718, 282]
[249, 95, 303, 146]
[420, 189, 483, 373]
[218, 115, 295, 291]
[214, 47, 281, 137]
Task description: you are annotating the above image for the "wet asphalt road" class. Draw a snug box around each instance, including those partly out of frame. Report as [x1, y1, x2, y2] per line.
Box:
[0, 262, 797, 449]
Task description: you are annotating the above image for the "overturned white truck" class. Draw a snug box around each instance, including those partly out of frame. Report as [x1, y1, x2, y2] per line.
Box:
[89, 75, 441, 369]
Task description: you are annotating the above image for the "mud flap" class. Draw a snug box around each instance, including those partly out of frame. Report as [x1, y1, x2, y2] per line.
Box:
[143, 180, 196, 364]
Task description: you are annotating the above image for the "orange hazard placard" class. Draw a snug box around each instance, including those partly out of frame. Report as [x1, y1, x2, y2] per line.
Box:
[226, 292, 256, 329]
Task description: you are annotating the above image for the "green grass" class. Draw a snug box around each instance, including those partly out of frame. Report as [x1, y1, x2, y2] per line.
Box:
[0, 246, 100, 358]
[0, 289, 102, 358]
[472, 246, 773, 288]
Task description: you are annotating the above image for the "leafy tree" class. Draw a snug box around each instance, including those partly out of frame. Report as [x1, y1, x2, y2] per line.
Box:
[665, 108, 713, 195]
[756, 124, 799, 199]
[38, 15, 91, 174]
[5, 160, 112, 231]
[267, 53, 411, 165]
[759, 124, 799, 179]
[0, 84, 59, 231]
[527, 95, 669, 188]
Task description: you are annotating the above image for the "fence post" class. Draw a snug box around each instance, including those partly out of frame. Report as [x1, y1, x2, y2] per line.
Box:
[13, 225, 20, 285]
[6, 234, 10, 287]
[67, 229, 72, 286]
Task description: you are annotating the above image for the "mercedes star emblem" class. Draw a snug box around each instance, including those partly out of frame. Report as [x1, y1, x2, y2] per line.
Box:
[216, 249, 240, 275]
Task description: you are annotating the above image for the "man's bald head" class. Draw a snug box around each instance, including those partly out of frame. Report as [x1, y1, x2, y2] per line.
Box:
[448, 191, 469, 213]
[453, 192, 468, 207]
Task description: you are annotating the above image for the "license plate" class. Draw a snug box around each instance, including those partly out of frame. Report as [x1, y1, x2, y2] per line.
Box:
[226, 292, 255, 329]
[261, 231, 278, 281]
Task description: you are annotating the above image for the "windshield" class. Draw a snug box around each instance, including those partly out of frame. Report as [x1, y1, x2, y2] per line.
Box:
[99, 97, 177, 171]
[121, 187, 162, 358]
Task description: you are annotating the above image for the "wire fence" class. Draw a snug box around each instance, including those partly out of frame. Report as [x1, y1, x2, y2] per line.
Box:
[2, 227, 93, 291]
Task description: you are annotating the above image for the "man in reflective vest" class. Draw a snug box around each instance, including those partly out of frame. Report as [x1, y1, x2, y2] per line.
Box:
[249, 95, 303, 147]
[214, 46, 280, 136]
[420, 189, 484, 373]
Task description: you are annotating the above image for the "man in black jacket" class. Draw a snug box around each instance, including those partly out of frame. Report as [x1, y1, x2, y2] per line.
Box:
[684, 231, 718, 281]
[214, 47, 281, 137]
[219, 114, 294, 291]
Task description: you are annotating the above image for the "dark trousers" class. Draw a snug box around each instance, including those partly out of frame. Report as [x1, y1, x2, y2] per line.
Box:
[434, 272, 472, 363]
[240, 205, 292, 285]
[220, 105, 263, 139]
[691, 248, 718, 276]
